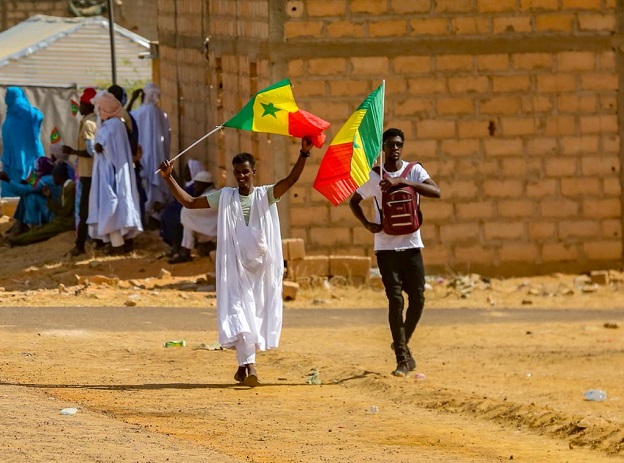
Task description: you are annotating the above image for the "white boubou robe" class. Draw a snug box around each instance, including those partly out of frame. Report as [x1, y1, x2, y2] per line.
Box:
[87, 117, 143, 244]
[131, 102, 171, 219]
[215, 186, 283, 352]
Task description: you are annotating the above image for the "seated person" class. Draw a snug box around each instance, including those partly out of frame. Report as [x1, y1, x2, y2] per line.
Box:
[3, 162, 75, 247]
[0, 156, 61, 237]
[169, 170, 218, 264]
[158, 159, 204, 258]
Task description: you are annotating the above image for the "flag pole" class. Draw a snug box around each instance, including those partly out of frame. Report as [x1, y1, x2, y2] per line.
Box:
[156, 125, 223, 173]
[379, 80, 386, 176]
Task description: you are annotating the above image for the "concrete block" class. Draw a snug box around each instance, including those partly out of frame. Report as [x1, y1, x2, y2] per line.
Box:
[282, 281, 299, 301]
[289, 255, 329, 280]
[590, 270, 609, 286]
[329, 255, 371, 280]
[282, 238, 306, 261]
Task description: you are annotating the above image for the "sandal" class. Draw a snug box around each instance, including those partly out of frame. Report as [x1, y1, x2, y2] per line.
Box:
[243, 364, 259, 387]
[234, 366, 247, 383]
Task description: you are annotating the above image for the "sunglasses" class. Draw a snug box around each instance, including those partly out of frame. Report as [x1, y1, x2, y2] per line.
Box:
[384, 141, 404, 148]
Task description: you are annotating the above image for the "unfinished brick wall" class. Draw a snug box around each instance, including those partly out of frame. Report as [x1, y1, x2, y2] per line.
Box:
[0, 0, 68, 30]
[157, 0, 623, 276]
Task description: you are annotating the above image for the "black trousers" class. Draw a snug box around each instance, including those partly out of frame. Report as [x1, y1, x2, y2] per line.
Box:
[75, 176, 91, 251]
[376, 247, 426, 363]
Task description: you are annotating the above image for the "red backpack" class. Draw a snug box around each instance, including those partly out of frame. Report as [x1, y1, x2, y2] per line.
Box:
[373, 162, 423, 236]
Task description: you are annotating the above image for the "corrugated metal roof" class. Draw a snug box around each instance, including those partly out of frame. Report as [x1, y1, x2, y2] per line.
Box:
[0, 14, 151, 87]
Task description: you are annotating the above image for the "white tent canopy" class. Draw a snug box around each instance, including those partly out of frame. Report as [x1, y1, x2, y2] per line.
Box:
[0, 14, 151, 88]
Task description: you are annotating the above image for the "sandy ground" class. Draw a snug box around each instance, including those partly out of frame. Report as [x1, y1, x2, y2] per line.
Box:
[1, 217, 623, 462]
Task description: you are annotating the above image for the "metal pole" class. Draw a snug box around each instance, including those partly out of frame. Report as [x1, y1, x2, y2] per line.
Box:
[107, 0, 117, 85]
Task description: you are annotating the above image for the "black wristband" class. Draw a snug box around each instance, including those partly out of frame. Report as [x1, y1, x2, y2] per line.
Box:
[299, 150, 311, 158]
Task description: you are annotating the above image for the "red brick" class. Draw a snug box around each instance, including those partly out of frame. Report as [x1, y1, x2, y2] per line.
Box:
[562, 0, 602, 9]
[407, 78, 447, 95]
[421, 202, 454, 221]
[350, 0, 388, 14]
[557, 94, 597, 112]
[329, 80, 370, 97]
[498, 200, 535, 217]
[557, 51, 596, 71]
[309, 58, 348, 76]
[603, 177, 621, 196]
[351, 57, 389, 75]
[500, 117, 539, 136]
[544, 115, 576, 136]
[289, 256, 329, 279]
[561, 178, 601, 197]
[309, 227, 351, 247]
[527, 137, 557, 155]
[457, 120, 490, 138]
[441, 139, 480, 157]
[483, 138, 523, 156]
[285, 21, 323, 38]
[308, 0, 347, 16]
[602, 219, 621, 239]
[283, 238, 306, 260]
[436, 55, 474, 72]
[435, 0, 473, 13]
[580, 73, 618, 91]
[391, 0, 430, 14]
[536, 74, 576, 92]
[443, 181, 480, 199]
[513, 53, 553, 70]
[396, 99, 433, 116]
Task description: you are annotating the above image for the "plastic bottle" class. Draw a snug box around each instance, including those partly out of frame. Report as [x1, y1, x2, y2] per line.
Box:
[163, 340, 186, 348]
[583, 389, 607, 402]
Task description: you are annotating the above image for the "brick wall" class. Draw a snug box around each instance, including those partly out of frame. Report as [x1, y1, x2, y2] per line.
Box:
[0, 0, 68, 30]
[157, 0, 623, 276]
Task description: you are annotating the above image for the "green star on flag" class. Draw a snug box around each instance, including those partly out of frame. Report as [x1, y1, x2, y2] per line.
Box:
[261, 102, 281, 118]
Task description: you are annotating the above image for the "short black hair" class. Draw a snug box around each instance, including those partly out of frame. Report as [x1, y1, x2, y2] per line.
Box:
[108, 84, 125, 104]
[51, 161, 69, 180]
[232, 152, 255, 168]
[383, 128, 405, 144]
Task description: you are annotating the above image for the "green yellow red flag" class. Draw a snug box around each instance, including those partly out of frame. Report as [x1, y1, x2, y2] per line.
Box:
[70, 99, 79, 116]
[313, 82, 385, 206]
[222, 79, 330, 148]
[50, 127, 61, 144]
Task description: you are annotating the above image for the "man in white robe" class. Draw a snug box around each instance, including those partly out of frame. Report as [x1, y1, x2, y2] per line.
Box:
[88, 91, 143, 254]
[158, 138, 314, 387]
[168, 170, 218, 264]
[130, 83, 172, 222]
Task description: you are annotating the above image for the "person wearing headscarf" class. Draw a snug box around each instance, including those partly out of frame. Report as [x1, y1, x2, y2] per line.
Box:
[0, 156, 61, 236]
[3, 162, 75, 247]
[62, 87, 98, 256]
[1, 87, 44, 197]
[129, 82, 172, 225]
[87, 91, 142, 254]
[109, 84, 146, 224]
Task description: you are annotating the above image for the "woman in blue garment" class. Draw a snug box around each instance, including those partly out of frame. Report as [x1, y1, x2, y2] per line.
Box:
[0, 157, 61, 236]
[1, 87, 44, 197]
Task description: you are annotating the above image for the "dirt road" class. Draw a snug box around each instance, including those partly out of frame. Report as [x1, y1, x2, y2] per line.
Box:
[1, 305, 622, 462]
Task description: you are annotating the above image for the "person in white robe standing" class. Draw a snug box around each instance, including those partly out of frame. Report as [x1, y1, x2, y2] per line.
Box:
[130, 83, 172, 223]
[158, 137, 314, 387]
[88, 91, 143, 254]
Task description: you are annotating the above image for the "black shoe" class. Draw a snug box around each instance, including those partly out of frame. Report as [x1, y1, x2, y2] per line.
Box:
[391, 342, 416, 371]
[67, 247, 86, 257]
[123, 238, 134, 254]
[391, 361, 411, 378]
[168, 253, 193, 264]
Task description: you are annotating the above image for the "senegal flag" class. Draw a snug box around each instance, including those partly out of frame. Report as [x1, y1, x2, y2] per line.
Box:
[313, 82, 385, 206]
[223, 79, 330, 148]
